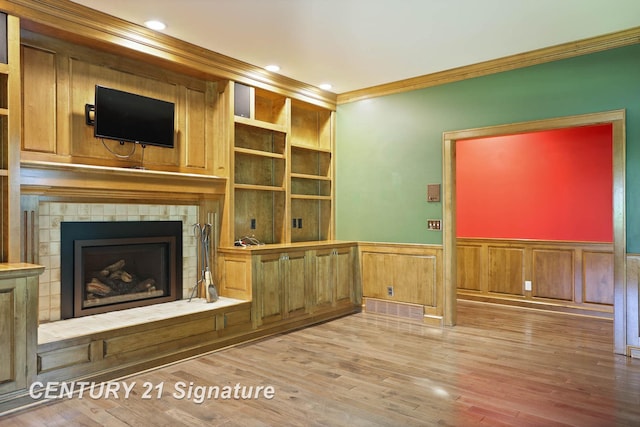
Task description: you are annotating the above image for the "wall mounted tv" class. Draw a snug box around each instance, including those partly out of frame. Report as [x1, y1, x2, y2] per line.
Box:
[93, 85, 175, 148]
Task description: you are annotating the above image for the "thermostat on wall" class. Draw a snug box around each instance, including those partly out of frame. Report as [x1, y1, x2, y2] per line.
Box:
[427, 184, 440, 202]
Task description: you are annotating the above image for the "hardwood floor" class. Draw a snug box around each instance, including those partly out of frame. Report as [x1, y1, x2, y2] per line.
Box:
[3, 300, 640, 426]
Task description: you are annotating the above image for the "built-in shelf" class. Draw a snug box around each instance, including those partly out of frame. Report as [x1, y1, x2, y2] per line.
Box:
[291, 195, 332, 200]
[291, 144, 332, 153]
[234, 115, 287, 134]
[291, 173, 331, 181]
[235, 184, 286, 192]
[230, 82, 334, 246]
[234, 147, 285, 159]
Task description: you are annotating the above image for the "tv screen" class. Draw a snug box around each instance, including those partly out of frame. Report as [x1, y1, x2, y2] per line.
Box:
[94, 85, 175, 148]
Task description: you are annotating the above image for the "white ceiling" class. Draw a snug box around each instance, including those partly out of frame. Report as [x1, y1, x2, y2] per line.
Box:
[70, 0, 640, 94]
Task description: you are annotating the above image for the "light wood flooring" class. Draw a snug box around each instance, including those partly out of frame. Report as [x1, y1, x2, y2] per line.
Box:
[3, 300, 640, 426]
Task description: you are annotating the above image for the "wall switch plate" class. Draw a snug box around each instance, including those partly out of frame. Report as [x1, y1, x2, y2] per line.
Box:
[387, 286, 394, 297]
[524, 280, 532, 291]
[427, 219, 441, 230]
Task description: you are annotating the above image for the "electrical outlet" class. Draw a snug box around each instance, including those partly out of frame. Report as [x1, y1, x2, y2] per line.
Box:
[250, 218, 256, 230]
[292, 218, 297, 228]
[524, 280, 532, 291]
[387, 286, 394, 297]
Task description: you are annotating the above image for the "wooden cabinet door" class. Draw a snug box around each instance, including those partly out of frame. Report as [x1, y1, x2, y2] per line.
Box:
[314, 249, 334, 308]
[254, 253, 283, 325]
[283, 250, 308, 318]
[312, 247, 355, 310]
[0, 275, 38, 395]
[253, 250, 311, 325]
[334, 247, 354, 304]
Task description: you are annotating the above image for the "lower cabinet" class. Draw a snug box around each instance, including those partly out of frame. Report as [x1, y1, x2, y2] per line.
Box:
[219, 242, 358, 329]
[314, 247, 355, 310]
[0, 264, 44, 400]
[254, 250, 310, 325]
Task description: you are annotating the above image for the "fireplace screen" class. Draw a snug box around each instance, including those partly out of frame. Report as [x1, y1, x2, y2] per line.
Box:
[76, 237, 174, 313]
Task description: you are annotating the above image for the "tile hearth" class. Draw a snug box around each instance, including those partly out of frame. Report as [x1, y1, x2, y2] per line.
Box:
[38, 296, 245, 345]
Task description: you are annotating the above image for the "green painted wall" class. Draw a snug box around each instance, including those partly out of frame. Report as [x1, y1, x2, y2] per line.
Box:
[336, 43, 640, 251]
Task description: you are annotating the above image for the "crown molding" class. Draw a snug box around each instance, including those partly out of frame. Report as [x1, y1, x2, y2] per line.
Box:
[337, 26, 640, 105]
[1, 0, 337, 109]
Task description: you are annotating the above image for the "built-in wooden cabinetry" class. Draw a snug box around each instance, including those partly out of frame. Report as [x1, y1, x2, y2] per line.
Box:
[0, 13, 20, 262]
[228, 83, 334, 246]
[20, 31, 216, 174]
[0, 1, 354, 413]
[290, 100, 334, 243]
[0, 264, 44, 404]
[253, 250, 308, 325]
[218, 80, 350, 334]
[219, 242, 358, 330]
[0, 13, 44, 412]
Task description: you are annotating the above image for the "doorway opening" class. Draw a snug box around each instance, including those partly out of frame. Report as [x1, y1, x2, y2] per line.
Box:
[442, 110, 626, 354]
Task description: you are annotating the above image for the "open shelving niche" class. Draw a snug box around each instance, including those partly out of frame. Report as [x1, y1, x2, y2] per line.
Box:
[0, 12, 21, 262]
[0, 63, 8, 260]
[231, 82, 334, 246]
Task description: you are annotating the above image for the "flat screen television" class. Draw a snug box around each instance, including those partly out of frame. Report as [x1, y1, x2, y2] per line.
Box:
[94, 85, 175, 148]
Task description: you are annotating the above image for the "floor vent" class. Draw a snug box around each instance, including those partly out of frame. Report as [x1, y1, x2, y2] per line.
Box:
[364, 298, 424, 321]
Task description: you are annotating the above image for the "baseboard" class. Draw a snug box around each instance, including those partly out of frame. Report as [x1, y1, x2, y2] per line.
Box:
[458, 293, 614, 320]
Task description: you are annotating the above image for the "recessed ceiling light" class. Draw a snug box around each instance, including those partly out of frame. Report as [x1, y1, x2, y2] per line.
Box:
[265, 65, 280, 72]
[144, 20, 166, 31]
[319, 83, 332, 91]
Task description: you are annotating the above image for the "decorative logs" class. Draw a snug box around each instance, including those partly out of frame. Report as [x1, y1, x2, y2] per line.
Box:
[86, 259, 157, 298]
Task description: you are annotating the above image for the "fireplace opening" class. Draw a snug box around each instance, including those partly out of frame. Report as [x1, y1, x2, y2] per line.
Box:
[61, 221, 183, 319]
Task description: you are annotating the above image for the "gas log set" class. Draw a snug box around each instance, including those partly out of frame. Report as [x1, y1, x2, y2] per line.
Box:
[85, 259, 161, 306]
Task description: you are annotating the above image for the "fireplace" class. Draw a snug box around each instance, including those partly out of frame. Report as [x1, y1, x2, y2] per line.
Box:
[61, 221, 183, 319]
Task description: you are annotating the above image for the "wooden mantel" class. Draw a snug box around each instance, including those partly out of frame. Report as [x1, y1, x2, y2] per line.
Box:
[20, 160, 226, 203]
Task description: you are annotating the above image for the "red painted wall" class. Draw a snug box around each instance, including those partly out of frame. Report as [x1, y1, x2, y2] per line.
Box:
[456, 124, 612, 242]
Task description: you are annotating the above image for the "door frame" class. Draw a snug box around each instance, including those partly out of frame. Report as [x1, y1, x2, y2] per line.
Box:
[442, 110, 626, 354]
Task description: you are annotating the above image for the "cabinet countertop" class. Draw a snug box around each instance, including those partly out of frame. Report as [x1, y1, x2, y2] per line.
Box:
[218, 240, 357, 254]
[0, 263, 45, 278]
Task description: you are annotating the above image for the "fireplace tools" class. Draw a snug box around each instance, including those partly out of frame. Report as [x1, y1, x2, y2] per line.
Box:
[189, 222, 219, 303]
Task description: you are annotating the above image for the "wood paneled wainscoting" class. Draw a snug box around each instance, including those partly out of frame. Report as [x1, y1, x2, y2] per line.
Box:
[625, 255, 640, 358]
[457, 238, 614, 317]
[359, 243, 444, 325]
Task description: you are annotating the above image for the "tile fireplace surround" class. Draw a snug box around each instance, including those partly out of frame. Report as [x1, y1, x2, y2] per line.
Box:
[37, 202, 199, 322]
